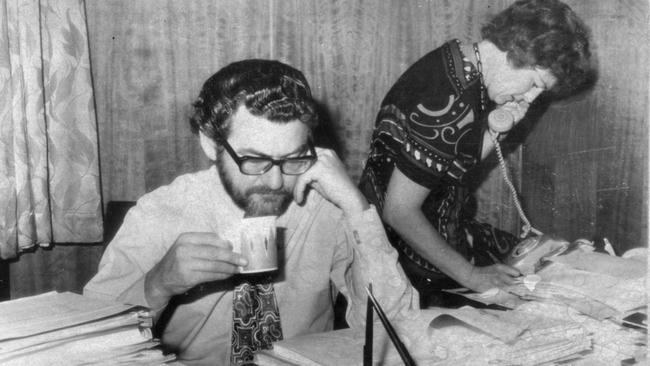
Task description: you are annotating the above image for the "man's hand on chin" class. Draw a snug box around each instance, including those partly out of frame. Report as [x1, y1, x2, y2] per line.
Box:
[292, 147, 370, 217]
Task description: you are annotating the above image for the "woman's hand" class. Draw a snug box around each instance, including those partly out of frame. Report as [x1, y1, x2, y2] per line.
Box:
[464, 264, 522, 293]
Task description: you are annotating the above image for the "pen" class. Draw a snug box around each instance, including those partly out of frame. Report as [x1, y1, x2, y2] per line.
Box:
[363, 284, 373, 366]
[365, 284, 416, 366]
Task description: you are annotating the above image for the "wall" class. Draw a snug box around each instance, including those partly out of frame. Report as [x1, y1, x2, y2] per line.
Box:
[85, 0, 648, 253]
[85, 0, 522, 232]
[7, 0, 648, 298]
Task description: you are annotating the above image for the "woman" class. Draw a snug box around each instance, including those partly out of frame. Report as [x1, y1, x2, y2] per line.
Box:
[359, 0, 593, 296]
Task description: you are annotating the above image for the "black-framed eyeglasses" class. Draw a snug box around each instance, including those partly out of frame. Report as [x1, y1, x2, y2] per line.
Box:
[219, 137, 317, 175]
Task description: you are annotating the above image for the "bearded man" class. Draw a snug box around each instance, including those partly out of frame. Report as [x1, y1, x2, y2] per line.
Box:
[84, 59, 418, 366]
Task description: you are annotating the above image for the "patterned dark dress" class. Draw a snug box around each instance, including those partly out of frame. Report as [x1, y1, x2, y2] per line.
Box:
[359, 40, 518, 291]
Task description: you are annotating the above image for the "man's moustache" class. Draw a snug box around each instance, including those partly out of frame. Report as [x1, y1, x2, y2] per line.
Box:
[245, 186, 291, 197]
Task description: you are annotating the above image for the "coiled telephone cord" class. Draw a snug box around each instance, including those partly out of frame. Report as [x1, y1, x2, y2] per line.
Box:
[490, 132, 543, 238]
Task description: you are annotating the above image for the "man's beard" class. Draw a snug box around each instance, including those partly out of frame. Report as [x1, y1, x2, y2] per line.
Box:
[217, 158, 293, 217]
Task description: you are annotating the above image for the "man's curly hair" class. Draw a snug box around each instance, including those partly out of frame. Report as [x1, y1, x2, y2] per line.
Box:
[189, 59, 319, 141]
[481, 0, 595, 97]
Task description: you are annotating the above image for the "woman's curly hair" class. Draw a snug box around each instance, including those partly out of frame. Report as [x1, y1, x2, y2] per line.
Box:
[189, 59, 319, 141]
[481, 0, 595, 97]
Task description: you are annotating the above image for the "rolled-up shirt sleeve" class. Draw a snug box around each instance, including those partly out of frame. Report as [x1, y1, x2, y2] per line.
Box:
[330, 205, 420, 328]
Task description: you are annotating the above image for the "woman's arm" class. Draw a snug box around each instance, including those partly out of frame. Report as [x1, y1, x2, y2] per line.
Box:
[382, 167, 520, 292]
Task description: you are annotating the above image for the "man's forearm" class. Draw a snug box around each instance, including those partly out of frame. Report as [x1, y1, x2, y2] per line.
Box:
[343, 207, 419, 328]
[339, 190, 370, 218]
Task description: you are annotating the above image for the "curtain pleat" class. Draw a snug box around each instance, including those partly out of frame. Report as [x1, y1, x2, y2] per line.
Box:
[0, 0, 102, 260]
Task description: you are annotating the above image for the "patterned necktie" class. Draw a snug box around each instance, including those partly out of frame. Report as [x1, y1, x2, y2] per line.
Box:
[230, 276, 283, 365]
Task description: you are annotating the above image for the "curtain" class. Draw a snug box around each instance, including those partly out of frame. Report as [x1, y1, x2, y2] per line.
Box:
[0, 0, 102, 259]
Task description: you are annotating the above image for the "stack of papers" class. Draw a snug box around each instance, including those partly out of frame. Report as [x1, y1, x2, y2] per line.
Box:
[505, 262, 646, 322]
[0, 291, 175, 365]
[256, 327, 411, 366]
[258, 254, 648, 366]
[446, 251, 648, 365]
[515, 302, 646, 366]
[256, 306, 595, 366]
[256, 321, 440, 366]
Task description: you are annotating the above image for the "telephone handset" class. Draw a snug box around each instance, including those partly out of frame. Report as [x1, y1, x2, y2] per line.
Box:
[487, 107, 515, 134]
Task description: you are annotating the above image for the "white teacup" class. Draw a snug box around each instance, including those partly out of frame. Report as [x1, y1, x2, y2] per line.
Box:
[237, 216, 278, 274]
